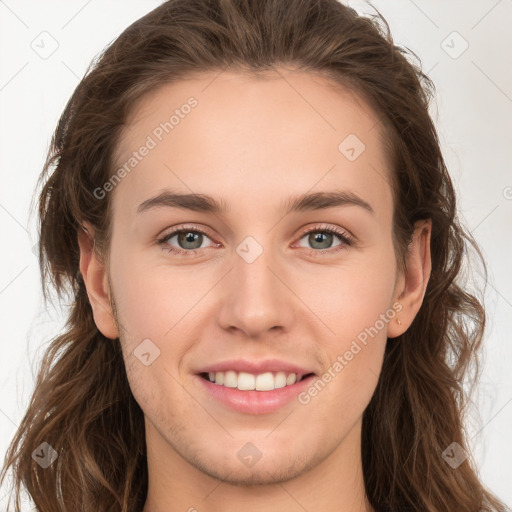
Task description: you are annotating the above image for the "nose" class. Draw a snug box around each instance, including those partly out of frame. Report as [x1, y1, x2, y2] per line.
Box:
[216, 240, 295, 339]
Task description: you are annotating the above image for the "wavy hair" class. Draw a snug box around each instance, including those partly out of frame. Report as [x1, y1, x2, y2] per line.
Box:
[1, 0, 508, 510]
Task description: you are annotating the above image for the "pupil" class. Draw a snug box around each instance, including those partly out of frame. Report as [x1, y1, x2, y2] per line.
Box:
[310, 232, 332, 249]
[179, 231, 201, 249]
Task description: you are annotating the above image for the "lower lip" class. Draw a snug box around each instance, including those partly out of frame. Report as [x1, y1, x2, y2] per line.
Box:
[195, 374, 316, 415]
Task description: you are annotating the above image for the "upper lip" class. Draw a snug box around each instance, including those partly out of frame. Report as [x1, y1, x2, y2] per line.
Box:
[196, 359, 317, 376]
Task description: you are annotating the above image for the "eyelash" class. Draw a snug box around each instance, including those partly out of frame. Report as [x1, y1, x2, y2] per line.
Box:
[157, 223, 354, 257]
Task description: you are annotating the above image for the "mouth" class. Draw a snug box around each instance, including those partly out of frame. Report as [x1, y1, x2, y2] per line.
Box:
[196, 371, 316, 415]
[197, 371, 316, 391]
[195, 370, 317, 414]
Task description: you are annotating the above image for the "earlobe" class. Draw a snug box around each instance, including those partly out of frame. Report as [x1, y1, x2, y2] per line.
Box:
[77, 221, 119, 340]
[387, 219, 432, 338]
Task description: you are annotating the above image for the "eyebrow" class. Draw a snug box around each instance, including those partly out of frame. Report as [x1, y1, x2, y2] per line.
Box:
[137, 189, 374, 216]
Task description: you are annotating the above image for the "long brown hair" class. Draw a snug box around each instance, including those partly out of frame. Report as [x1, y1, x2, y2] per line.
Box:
[1, 1, 507, 510]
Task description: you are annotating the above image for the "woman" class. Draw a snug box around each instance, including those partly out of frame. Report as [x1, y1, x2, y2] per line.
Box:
[1, 0, 508, 510]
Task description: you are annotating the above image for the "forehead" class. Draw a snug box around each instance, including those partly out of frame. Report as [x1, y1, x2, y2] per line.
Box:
[111, 68, 393, 222]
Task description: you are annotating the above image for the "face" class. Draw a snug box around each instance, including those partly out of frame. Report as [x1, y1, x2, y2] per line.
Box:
[93, 68, 409, 485]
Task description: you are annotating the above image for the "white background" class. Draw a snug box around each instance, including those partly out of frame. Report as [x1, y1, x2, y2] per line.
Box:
[1, 1, 511, 509]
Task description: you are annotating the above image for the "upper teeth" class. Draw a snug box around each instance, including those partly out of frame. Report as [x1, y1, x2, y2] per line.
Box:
[207, 371, 303, 391]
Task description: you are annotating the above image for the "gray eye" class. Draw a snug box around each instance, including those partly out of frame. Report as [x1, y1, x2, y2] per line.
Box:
[175, 231, 205, 250]
[307, 232, 335, 250]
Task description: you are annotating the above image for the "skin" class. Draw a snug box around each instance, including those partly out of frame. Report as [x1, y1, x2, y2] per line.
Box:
[78, 67, 431, 512]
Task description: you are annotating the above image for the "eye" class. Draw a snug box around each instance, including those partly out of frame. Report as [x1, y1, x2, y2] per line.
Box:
[158, 225, 216, 256]
[295, 224, 353, 256]
[157, 223, 354, 257]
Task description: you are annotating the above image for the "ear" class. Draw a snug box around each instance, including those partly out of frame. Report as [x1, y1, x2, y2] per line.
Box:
[387, 219, 432, 338]
[77, 221, 119, 339]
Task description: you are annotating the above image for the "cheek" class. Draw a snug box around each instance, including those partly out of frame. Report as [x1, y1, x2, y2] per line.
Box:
[295, 243, 396, 404]
[109, 250, 217, 353]
[111, 235, 397, 352]
[296, 244, 397, 342]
